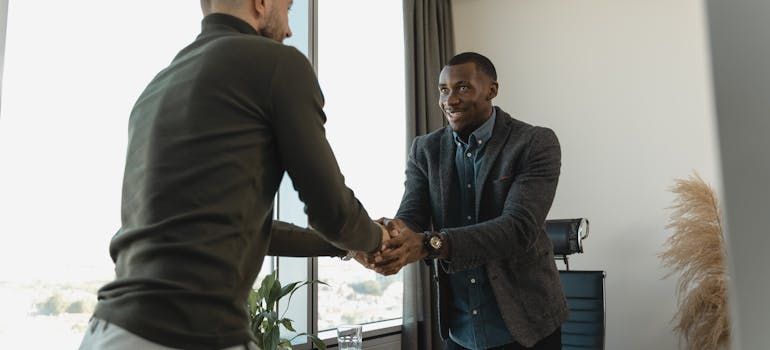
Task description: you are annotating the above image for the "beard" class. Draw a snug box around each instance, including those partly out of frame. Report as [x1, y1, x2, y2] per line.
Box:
[259, 9, 286, 43]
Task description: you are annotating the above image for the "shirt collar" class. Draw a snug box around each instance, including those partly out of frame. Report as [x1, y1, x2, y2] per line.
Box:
[453, 107, 497, 147]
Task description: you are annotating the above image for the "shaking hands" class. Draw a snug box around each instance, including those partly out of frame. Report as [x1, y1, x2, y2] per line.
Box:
[352, 218, 430, 276]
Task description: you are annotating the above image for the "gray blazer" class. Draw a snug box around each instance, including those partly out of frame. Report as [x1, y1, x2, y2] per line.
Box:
[396, 107, 568, 347]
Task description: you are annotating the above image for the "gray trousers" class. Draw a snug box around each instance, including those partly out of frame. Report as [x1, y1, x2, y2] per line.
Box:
[79, 318, 260, 350]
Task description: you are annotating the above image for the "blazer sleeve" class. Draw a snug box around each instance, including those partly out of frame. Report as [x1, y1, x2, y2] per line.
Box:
[442, 126, 561, 272]
[268, 47, 381, 254]
[267, 220, 346, 257]
[394, 137, 433, 232]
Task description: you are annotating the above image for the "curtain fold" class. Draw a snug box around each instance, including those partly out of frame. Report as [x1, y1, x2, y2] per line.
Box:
[404, 0, 455, 147]
[402, 1, 454, 349]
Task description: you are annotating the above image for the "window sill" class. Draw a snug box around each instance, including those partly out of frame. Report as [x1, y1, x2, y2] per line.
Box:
[295, 318, 402, 349]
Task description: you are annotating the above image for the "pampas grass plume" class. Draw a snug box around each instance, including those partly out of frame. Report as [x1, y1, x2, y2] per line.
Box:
[660, 172, 730, 350]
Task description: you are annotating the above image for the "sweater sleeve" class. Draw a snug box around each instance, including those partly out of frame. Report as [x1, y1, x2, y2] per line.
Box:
[267, 220, 347, 257]
[266, 47, 381, 253]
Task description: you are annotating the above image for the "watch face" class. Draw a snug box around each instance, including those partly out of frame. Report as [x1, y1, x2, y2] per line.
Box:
[430, 236, 443, 249]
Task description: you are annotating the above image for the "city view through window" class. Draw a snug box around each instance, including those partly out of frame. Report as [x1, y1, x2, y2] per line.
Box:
[316, 0, 406, 330]
[0, 2, 202, 348]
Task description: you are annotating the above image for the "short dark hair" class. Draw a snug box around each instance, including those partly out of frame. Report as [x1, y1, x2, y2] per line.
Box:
[447, 52, 497, 81]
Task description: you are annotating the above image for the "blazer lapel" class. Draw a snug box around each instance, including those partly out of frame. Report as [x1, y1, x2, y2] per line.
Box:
[475, 108, 513, 216]
[438, 127, 456, 228]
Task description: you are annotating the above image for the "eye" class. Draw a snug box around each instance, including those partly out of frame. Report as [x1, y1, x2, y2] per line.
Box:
[439, 87, 449, 94]
[458, 86, 469, 92]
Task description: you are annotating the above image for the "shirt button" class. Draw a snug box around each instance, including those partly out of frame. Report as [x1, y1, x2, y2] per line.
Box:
[467, 216, 472, 220]
[467, 183, 472, 188]
[470, 278, 476, 284]
[466, 152, 472, 158]
[477, 140, 483, 144]
[472, 309, 478, 315]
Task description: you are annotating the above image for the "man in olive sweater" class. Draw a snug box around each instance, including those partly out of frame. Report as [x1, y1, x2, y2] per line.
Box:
[79, 1, 387, 349]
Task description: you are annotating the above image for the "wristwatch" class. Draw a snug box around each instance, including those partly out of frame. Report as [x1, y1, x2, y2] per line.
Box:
[423, 231, 445, 258]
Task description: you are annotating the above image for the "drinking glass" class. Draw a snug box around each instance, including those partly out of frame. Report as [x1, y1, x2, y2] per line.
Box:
[336, 324, 362, 350]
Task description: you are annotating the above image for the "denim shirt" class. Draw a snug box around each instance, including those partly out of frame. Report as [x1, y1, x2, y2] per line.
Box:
[445, 109, 514, 349]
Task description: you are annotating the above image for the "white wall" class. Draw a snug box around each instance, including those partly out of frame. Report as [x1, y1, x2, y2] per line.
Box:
[451, 1, 721, 349]
[706, 1, 770, 349]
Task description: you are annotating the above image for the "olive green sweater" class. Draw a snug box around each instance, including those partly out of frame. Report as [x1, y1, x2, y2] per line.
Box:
[94, 13, 381, 349]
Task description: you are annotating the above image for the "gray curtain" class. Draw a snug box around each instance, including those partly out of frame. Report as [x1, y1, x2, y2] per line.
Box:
[404, 0, 455, 147]
[402, 1, 454, 349]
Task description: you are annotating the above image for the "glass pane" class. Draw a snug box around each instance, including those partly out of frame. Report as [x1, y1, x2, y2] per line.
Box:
[284, 0, 311, 57]
[0, 1, 315, 347]
[275, 0, 313, 345]
[0, 2, 200, 348]
[316, 0, 406, 331]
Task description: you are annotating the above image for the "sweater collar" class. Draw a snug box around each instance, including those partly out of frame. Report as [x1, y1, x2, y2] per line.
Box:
[202, 13, 260, 36]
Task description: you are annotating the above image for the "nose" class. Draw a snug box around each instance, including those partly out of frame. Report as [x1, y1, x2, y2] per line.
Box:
[446, 91, 460, 106]
[286, 27, 293, 39]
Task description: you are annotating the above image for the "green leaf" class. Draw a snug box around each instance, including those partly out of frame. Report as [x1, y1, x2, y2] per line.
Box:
[307, 334, 327, 350]
[246, 272, 329, 350]
[277, 338, 293, 350]
[267, 277, 282, 310]
[280, 318, 296, 332]
[265, 324, 280, 350]
[253, 312, 266, 334]
[247, 289, 259, 316]
[280, 281, 302, 299]
[261, 272, 278, 312]
[281, 280, 320, 318]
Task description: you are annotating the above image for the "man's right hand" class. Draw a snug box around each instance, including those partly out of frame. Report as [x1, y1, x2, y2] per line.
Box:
[353, 220, 391, 269]
[375, 217, 402, 239]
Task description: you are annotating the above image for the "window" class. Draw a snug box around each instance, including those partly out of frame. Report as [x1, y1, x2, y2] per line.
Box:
[0, 1, 406, 348]
[0, 1, 201, 348]
[315, 0, 406, 331]
[273, 0, 407, 345]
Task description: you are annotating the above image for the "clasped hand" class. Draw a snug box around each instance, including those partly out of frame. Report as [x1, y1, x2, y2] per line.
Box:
[353, 218, 428, 276]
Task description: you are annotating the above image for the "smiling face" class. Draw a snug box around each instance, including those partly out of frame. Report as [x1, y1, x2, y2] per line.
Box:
[438, 62, 498, 139]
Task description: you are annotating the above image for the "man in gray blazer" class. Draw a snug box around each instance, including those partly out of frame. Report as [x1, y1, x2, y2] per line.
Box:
[375, 52, 567, 349]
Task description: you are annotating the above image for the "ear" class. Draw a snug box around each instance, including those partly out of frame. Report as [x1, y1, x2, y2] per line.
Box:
[487, 81, 499, 101]
[252, 0, 267, 17]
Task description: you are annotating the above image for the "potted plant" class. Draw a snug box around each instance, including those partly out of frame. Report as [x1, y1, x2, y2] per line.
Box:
[247, 270, 327, 350]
